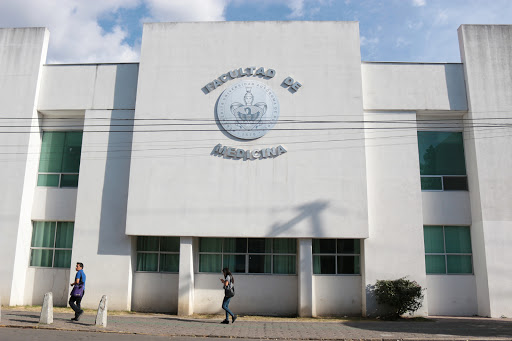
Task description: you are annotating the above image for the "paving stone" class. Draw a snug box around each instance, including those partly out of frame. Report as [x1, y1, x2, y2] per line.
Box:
[0, 309, 511, 340]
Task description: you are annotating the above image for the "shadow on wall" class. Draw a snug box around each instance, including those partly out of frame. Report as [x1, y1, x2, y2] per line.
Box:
[444, 64, 468, 111]
[97, 64, 136, 255]
[364, 283, 393, 318]
[268, 200, 330, 237]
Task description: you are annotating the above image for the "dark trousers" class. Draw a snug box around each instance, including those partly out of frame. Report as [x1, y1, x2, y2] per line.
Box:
[69, 294, 83, 317]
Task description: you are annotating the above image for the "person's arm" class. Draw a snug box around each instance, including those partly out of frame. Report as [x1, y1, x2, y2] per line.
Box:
[71, 272, 81, 286]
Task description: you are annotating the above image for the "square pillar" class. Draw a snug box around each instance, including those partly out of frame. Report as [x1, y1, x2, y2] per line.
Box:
[298, 238, 313, 317]
[178, 237, 194, 315]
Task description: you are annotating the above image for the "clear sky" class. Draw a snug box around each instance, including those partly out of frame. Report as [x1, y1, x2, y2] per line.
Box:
[1, 0, 511, 64]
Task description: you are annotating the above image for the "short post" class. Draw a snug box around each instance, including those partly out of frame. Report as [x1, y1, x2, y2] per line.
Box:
[39, 292, 53, 324]
[95, 295, 108, 327]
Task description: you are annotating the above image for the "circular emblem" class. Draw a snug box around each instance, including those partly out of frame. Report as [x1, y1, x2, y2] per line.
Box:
[216, 80, 280, 139]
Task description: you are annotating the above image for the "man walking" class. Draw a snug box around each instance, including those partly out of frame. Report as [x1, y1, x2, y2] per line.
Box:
[69, 262, 86, 321]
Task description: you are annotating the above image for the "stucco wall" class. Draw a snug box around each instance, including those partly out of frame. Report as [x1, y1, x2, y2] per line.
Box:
[132, 273, 179, 313]
[71, 109, 135, 311]
[0, 27, 49, 305]
[194, 274, 298, 316]
[38, 64, 138, 111]
[421, 192, 471, 226]
[313, 276, 361, 316]
[362, 63, 467, 111]
[125, 21, 369, 239]
[459, 25, 512, 317]
[31, 188, 78, 221]
[23, 268, 70, 306]
[363, 111, 428, 317]
[426, 275, 477, 316]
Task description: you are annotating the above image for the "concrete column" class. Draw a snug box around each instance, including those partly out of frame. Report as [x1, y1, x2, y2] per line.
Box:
[458, 25, 512, 318]
[71, 110, 134, 311]
[298, 239, 313, 317]
[177, 237, 194, 316]
[0, 27, 49, 306]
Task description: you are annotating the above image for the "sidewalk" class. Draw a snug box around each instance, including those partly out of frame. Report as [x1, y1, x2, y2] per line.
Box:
[1, 308, 511, 340]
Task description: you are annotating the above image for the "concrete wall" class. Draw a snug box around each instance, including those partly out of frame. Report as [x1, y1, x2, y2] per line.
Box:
[126, 21, 369, 239]
[31, 188, 78, 221]
[362, 111, 428, 317]
[194, 274, 298, 316]
[0, 27, 49, 305]
[313, 276, 361, 316]
[71, 109, 135, 310]
[23, 268, 70, 306]
[362, 63, 467, 111]
[31, 58, 139, 311]
[422, 192, 472, 226]
[38, 64, 138, 111]
[132, 273, 179, 313]
[459, 25, 512, 317]
[426, 275, 477, 316]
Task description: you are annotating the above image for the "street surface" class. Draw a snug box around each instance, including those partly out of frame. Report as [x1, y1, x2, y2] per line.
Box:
[1, 328, 254, 341]
[1, 308, 512, 340]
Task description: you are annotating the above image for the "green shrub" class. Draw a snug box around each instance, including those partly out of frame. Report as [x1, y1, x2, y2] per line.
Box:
[374, 277, 424, 320]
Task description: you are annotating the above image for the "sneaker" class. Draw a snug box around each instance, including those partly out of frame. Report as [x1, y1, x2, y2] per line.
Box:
[221, 319, 229, 324]
[71, 317, 77, 321]
[232, 315, 237, 323]
[76, 310, 84, 321]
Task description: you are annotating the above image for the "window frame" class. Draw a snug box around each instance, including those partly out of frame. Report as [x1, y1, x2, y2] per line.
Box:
[417, 131, 468, 192]
[136, 236, 180, 273]
[424, 225, 473, 275]
[37, 130, 83, 188]
[198, 238, 297, 275]
[312, 239, 361, 276]
[29, 221, 74, 269]
[420, 175, 469, 192]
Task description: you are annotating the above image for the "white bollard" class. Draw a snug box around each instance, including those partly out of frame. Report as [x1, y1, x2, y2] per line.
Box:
[39, 292, 53, 324]
[95, 295, 108, 327]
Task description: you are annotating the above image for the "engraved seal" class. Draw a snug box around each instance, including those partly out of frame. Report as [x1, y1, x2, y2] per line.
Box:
[216, 80, 280, 139]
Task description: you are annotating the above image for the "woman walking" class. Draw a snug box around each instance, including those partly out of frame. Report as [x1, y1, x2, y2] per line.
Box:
[219, 267, 237, 324]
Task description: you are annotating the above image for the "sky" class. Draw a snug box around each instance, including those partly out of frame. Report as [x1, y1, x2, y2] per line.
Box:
[0, 0, 511, 64]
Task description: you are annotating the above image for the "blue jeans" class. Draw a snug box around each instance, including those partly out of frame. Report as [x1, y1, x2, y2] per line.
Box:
[222, 296, 234, 320]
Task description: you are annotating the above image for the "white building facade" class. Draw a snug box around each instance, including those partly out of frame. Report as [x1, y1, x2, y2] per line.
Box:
[0, 22, 511, 318]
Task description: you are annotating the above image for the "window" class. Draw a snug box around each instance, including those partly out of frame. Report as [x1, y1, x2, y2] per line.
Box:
[30, 221, 74, 268]
[417, 131, 468, 191]
[136, 237, 180, 272]
[424, 225, 473, 274]
[38, 131, 83, 188]
[313, 239, 360, 275]
[199, 238, 296, 274]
